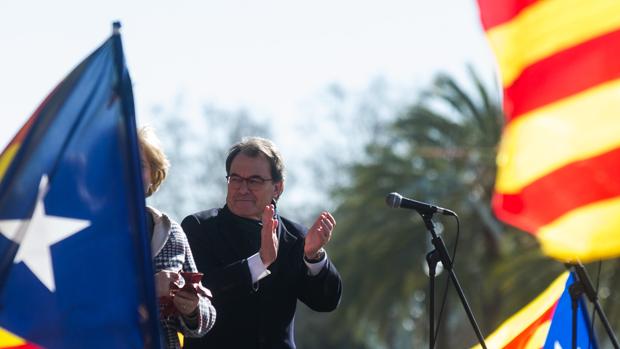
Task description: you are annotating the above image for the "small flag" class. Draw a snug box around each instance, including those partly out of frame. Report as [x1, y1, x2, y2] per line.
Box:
[471, 272, 597, 348]
[478, 0, 620, 262]
[0, 24, 161, 348]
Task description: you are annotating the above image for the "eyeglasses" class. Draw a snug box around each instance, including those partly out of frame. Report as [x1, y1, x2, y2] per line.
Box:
[226, 174, 273, 190]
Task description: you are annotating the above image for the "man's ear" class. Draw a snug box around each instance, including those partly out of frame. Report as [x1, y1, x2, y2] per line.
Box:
[274, 181, 284, 200]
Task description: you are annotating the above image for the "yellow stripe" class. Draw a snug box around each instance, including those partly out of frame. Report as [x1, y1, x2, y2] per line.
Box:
[524, 320, 552, 349]
[470, 272, 568, 349]
[496, 79, 620, 193]
[0, 144, 19, 182]
[486, 0, 620, 87]
[538, 197, 620, 262]
[0, 327, 26, 346]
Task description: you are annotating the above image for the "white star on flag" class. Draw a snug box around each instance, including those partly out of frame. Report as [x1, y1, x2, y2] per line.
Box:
[0, 175, 90, 292]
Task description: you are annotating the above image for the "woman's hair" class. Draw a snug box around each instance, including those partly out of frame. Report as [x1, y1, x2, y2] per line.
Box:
[138, 126, 170, 197]
[225, 136, 285, 182]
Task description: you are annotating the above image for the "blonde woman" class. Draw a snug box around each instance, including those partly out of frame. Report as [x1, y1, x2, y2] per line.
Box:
[138, 126, 216, 348]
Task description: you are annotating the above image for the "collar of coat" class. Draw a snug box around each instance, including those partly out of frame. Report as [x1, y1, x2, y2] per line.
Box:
[146, 205, 172, 258]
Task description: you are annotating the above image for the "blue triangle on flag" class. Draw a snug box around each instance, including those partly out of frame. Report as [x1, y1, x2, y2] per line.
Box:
[544, 272, 598, 349]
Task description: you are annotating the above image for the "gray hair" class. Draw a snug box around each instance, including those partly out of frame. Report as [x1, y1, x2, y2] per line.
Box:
[225, 137, 285, 182]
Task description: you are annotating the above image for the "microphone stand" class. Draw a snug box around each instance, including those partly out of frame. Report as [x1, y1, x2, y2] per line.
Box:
[565, 262, 619, 349]
[422, 212, 487, 349]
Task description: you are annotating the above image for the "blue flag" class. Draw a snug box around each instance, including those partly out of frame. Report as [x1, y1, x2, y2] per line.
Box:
[0, 25, 161, 348]
[544, 272, 598, 349]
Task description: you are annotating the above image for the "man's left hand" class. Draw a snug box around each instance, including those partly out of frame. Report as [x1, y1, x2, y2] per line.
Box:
[304, 211, 336, 259]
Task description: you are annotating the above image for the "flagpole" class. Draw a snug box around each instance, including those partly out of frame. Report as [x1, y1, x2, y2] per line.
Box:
[110, 21, 162, 349]
[569, 281, 579, 349]
[421, 212, 487, 349]
[566, 263, 620, 349]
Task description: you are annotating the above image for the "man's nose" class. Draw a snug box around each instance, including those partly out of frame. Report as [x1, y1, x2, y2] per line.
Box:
[237, 179, 251, 193]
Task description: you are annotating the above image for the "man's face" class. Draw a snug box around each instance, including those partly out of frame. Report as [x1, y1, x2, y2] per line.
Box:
[226, 153, 283, 220]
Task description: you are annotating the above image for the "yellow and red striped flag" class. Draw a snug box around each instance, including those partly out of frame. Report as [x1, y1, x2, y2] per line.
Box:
[470, 272, 567, 349]
[478, 0, 620, 262]
[470, 272, 597, 349]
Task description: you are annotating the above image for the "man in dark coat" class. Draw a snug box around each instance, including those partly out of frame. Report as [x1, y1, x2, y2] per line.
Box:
[181, 137, 342, 349]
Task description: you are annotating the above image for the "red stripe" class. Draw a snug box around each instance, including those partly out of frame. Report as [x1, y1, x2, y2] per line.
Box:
[493, 148, 620, 233]
[0, 342, 42, 349]
[1, 115, 34, 155]
[477, 0, 539, 30]
[503, 301, 557, 348]
[0, 81, 61, 155]
[503, 29, 620, 122]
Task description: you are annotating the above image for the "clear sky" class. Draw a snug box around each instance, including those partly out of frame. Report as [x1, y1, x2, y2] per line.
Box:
[0, 0, 497, 150]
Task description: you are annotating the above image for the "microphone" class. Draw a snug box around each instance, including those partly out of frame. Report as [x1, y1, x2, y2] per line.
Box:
[385, 192, 455, 216]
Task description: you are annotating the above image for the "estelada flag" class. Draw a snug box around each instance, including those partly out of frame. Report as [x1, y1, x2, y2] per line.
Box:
[471, 272, 597, 349]
[0, 24, 161, 348]
[477, 0, 620, 261]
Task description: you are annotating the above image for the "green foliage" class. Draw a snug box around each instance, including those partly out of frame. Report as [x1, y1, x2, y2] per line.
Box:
[321, 68, 569, 348]
[146, 73, 620, 349]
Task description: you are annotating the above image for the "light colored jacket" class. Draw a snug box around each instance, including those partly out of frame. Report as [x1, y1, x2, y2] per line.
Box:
[148, 206, 216, 349]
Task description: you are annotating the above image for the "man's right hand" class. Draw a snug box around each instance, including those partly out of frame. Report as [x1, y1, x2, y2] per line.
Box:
[259, 204, 279, 267]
